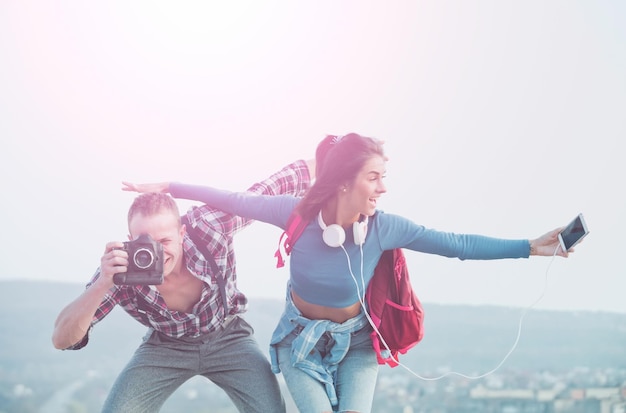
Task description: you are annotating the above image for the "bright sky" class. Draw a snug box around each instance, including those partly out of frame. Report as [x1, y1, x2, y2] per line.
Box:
[1, 1, 624, 314]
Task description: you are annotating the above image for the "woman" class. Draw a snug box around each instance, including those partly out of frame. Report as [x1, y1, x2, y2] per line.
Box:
[124, 133, 570, 413]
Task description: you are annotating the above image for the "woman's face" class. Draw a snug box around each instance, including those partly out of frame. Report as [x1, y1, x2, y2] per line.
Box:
[345, 154, 387, 217]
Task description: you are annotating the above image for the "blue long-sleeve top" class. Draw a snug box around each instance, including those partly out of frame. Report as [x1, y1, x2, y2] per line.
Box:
[170, 184, 531, 308]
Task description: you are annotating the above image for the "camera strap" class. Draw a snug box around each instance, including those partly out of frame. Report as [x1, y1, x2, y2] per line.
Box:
[181, 216, 229, 315]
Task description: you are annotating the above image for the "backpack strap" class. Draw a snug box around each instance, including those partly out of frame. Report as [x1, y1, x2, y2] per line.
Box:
[274, 210, 308, 268]
[181, 216, 229, 315]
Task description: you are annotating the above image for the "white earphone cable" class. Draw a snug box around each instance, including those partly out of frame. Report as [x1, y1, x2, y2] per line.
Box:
[342, 243, 562, 381]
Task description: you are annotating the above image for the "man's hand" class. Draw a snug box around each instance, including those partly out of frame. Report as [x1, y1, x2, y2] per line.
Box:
[98, 242, 129, 287]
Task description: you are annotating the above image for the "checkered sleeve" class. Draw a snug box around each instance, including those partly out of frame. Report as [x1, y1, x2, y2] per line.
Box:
[246, 159, 311, 197]
[188, 160, 311, 237]
[63, 269, 123, 350]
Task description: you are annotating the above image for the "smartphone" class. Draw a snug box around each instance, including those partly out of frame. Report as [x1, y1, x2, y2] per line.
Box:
[558, 213, 589, 252]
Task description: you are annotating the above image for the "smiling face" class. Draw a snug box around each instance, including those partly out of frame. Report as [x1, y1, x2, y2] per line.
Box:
[127, 193, 184, 279]
[129, 210, 185, 279]
[297, 133, 388, 222]
[344, 154, 387, 217]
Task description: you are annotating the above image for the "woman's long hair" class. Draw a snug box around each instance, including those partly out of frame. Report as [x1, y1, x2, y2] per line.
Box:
[296, 133, 385, 221]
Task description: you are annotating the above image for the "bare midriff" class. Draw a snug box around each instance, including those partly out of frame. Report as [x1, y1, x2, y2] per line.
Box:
[291, 289, 361, 324]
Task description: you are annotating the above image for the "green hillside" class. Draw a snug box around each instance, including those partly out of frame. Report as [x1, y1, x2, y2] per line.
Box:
[1, 281, 624, 413]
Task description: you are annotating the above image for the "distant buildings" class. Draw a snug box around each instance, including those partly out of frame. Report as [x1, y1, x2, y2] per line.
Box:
[374, 368, 626, 413]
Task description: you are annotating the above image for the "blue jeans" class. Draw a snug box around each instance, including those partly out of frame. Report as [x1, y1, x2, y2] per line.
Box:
[101, 316, 285, 413]
[275, 324, 379, 413]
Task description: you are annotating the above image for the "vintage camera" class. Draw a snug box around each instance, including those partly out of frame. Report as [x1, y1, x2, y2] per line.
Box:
[113, 234, 164, 285]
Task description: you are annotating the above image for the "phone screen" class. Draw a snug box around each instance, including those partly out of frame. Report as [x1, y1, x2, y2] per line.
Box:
[559, 214, 589, 251]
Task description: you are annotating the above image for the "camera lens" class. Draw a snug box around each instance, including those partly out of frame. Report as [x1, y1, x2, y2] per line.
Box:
[133, 248, 155, 269]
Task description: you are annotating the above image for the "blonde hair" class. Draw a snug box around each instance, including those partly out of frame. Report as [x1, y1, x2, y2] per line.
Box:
[127, 193, 181, 229]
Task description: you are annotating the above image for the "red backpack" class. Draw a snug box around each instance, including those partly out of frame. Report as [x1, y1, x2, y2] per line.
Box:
[275, 211, 425, 367]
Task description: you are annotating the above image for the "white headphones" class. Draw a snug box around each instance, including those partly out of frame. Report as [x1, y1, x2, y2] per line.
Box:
[317, 211, 368, 248]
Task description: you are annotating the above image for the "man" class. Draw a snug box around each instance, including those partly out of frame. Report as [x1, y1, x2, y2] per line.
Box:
[52, 159, 314, 412]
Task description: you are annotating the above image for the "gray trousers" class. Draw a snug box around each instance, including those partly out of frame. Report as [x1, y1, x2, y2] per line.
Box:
[102, 316, 285, 413]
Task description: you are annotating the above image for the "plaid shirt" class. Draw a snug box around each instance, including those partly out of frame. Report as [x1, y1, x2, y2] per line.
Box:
[68, 160, 311, 350]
